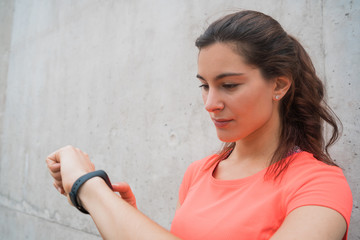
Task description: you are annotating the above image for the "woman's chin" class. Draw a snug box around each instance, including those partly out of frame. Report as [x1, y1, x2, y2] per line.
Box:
[216, 133, 239, 143]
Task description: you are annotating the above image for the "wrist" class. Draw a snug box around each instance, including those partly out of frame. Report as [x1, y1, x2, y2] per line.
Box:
[69, 170, 113, 214]
[77, 177, 105, 210]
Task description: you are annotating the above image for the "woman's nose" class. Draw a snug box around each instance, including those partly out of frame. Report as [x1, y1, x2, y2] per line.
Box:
[204, 89, 224, 112]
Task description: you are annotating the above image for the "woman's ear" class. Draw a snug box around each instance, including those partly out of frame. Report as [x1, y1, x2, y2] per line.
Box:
[272, 76, 291, 101]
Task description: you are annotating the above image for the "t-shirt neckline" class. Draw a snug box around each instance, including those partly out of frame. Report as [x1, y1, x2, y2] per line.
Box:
[209, 148, 303, 186]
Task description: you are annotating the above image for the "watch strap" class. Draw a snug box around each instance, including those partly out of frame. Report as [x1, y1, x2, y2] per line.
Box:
[69, 170, 113, 214]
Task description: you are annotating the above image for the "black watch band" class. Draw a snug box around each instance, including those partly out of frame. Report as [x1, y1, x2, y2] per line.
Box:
[69, 170, 113, 214]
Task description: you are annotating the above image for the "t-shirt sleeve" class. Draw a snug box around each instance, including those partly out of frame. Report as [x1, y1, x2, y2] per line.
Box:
[178, 165, 191, 205]
[178, 160, 200, 205]
[285, 163, 353, 238]
[177, 155, 216, 205]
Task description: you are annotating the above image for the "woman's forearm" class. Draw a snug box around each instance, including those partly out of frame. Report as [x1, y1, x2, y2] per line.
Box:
[79, 177, 180, 239]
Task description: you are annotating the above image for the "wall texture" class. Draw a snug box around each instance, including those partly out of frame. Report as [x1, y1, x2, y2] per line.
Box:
[0, 0, 359, 239]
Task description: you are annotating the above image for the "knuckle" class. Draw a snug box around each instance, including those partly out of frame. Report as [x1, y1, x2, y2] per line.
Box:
[64, 145, 74, 150]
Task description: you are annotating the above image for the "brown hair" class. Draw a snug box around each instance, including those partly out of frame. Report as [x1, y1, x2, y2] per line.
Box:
[195, 10, 341, 179]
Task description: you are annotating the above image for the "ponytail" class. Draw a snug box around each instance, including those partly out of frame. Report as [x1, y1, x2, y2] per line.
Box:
[266, 35, 341, 179]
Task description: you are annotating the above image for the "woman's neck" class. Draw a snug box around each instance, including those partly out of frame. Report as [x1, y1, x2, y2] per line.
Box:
[229, 111, 281, 168]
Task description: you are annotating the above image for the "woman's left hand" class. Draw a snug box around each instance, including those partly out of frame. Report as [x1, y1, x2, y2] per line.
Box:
[46, 145, 95, 197]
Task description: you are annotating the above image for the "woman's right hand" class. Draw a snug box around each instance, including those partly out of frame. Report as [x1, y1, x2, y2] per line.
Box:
[46, 145, 95, 197]
[112, 182, 137, 209]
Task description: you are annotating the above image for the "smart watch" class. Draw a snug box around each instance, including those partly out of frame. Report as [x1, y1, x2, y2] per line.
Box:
[69, 170, 113, 214]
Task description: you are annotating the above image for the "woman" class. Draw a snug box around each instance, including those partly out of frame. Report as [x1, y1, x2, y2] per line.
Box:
[46, 10, 352, 239]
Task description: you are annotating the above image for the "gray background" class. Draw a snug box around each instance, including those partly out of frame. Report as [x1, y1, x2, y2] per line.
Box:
[0, 0, 359, 239]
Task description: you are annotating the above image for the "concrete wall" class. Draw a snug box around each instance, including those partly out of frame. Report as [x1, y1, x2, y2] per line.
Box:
[0, 0, 359, 239]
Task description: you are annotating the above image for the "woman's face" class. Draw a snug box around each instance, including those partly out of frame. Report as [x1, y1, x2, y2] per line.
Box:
[197, 43, 278, 142]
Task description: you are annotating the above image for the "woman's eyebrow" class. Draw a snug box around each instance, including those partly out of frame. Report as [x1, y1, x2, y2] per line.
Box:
[196, 72, 244, 81]
[196, 74, 206, 80]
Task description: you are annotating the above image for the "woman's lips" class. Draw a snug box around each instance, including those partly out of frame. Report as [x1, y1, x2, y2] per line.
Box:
[212, 119, 233, 128]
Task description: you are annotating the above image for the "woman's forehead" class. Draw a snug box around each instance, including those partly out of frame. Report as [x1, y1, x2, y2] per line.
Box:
[197, 43, 255, 77]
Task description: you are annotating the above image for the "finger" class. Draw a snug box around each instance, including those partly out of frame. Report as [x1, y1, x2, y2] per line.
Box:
[67, 195, 73, 206]
[112, 182, 136, 202]
[46, 149, 61, 165]
[54, 179, 63, 188]
[47, 162, 62, 182]
[53, 182, 65, 195]
[53, 178, 63, 189]
[48, 166, 60, 177]
[112, 182, 131, 193]
[50, 170, 62, 181]
[48, 162, 61, 172]
[75, 147, 83, 154]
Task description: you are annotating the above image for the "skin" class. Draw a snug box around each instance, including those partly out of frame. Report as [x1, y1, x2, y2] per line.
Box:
[47, 147, 179, 240]
[46, 42, 347, 240]
[197, 43, 287, 179]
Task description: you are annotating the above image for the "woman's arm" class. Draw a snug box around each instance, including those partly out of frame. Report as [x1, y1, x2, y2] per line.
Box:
[270, 205, 347, 240]
[46, 145, 180, 240]
[78, 177, 179, 239]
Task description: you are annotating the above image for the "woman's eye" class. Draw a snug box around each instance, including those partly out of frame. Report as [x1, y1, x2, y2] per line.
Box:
[199, 84, 209, 90]
[223, 84, 239, 89]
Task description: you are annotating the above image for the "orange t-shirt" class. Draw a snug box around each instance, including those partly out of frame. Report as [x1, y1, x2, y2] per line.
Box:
[170, 151, 352, 240]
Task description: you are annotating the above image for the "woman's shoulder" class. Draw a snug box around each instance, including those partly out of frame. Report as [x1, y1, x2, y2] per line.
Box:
[283, 151, 350, 188]
[287, 151, 345, 176]
[181, 154, 219, 185]
[185, 154, 218, 175]
[283, 151, 353, 226]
